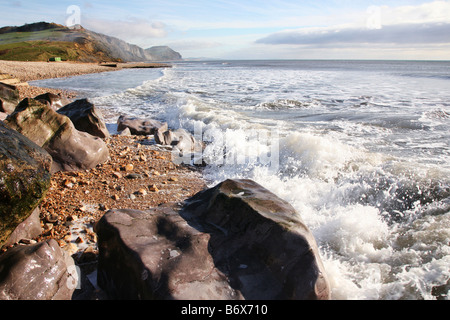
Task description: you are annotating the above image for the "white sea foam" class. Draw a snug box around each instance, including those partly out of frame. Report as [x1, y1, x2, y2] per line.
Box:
[32, 60, 450, 300]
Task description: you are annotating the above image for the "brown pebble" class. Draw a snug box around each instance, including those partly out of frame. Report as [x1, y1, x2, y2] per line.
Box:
[138, 188, 147, 196]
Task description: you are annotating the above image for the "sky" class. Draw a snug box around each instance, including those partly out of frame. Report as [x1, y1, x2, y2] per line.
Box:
[1, 0, 450, 60]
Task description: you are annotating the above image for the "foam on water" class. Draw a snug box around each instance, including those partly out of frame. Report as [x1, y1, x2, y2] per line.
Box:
[32, 60, 450, 300]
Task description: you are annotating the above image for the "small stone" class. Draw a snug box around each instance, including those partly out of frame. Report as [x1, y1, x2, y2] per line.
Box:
[126, 173, 142, 179]
[69, 215, 78, 221]
[124, 164, 134, 171]
[153, 171, 160, 176]
[112, 194, 120, 201]
[169, 177, 178, 182]
[129, 194, 136, 200]
[138, 188, 147, 196]
[75, 236, 84, 244]
[64, 180, 74, 188]
[149, 184, 159, 192]
[64, 243, 79, 256]
[19, 238, 37, 245]
[113, 172, 122, 179]
[57, 239, 67, 247]
[46, 213, 59, 223]
[79, 205, 87, 212]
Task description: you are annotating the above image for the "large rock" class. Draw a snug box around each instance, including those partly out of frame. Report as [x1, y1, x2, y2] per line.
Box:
[5, 98, 109, 173]
[34, 92, 67, 111]
[95, 205, 238, 300]
[95, 179, 330, 300]
[0, 239, 77, 300]
[155, 128, 203, 159]
[182, 179, 330, 300]
[0, 82, 20, 114]
[3, 207, 42, 247]
[117, 115, 168, 136]
[0, 121, 52, 247]
[57, 98, 110, 138]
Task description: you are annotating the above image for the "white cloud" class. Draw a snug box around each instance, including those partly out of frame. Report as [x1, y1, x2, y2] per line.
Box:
[256, 1, 450, 47]
[167, 40, 223, 51]
[256, 23, 450, 45]
[83, 17, 168, 43]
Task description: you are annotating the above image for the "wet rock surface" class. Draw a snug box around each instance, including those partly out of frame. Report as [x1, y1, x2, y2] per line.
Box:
[0, 121, 52, 247]
[57, 98, 110, 139]
[94, 179, 330, 300]
[5, 98, 109, 173]
[117, 115, 168, 136]
[0, 239, 77, 300]
[0, 82, 20, 114]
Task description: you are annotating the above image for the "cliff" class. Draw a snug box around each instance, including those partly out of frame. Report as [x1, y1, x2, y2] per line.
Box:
[0, 22, 182, 63]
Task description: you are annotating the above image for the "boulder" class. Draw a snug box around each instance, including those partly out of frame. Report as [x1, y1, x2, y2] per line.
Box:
[117, 115, 168, 136]
[5, 98, 109, 173]
[181, 179, 330, 300]
[0, 82, 20, 114]
[0, 121, 52, 247]
[155, 127, 204, 154]
[3, 207, 42, 247]
[95, 205, 240, 300]
[95, 179, 330, 300]
[34, 92, 67, 110]
[0, 239, 77, 300]
[57, 98, 110, 138]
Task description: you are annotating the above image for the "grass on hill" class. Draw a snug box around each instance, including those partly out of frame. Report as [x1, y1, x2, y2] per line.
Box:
[0, 40, 80, 61]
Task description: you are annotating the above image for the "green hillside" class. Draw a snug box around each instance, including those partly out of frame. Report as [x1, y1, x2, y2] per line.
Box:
[0, 22, 182, 63]
[0, 40, 81, 61]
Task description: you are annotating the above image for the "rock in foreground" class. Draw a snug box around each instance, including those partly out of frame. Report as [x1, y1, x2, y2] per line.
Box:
[0, 239, 77, 300]
[117, 115, 168, 136]
[0, 121, 52, 247]
[5, 98, 109, 173]
[57, 98, 110, 138]
[95, 179, 330, 300]
[0, 82, 20, 114]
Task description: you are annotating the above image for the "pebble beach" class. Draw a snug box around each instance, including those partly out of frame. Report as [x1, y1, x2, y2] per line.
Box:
[1, 60, 207, 298]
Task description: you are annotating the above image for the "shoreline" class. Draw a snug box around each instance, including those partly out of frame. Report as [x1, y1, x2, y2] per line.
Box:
[1, 60, 207, 242]
[0, 60, 172, 101]
[0, 60, 172, 82]
[1, 61, 208, 298]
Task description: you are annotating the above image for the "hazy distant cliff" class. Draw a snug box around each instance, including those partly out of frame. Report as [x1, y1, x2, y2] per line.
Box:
[145, 46, 182, 61]
[0, 22, 182, 62]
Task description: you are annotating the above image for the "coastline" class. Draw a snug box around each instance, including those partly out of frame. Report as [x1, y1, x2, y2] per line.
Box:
[1, 61, 207, 298]
[0, 60, 171, 100]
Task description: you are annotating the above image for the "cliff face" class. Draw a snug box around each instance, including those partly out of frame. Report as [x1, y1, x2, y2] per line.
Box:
[145, 46, 182, 61]
[0, 22, 182, 62]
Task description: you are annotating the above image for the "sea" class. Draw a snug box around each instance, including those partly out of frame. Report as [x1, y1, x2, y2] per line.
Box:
[32, 60, 450, 300]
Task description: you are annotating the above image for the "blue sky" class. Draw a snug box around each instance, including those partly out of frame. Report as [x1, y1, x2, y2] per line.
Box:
[1, 0, 450, 59]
